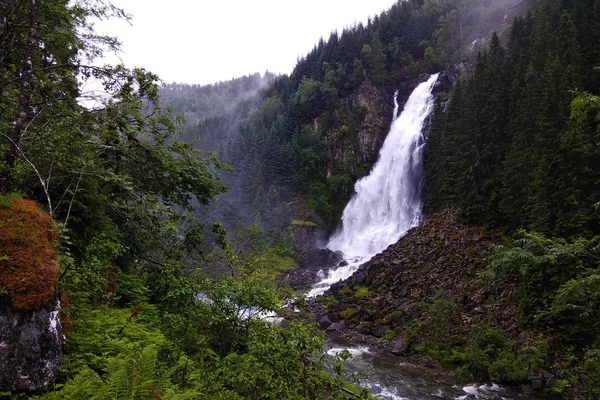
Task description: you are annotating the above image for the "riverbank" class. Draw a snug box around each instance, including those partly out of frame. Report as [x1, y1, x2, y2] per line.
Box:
[284, 209, 552, 397]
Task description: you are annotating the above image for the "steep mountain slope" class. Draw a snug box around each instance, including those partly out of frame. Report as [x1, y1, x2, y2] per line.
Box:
[164, 0, 530, 238]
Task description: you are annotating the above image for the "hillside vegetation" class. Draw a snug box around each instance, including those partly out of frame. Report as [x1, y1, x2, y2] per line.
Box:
[1, 0, 599, 398]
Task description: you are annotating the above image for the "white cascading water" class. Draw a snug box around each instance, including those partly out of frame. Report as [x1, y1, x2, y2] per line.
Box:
[309, 73, 439, 297]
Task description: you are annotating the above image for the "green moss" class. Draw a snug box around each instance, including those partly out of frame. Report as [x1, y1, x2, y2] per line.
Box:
[340, 308, 359, 320]
[354, 286, 369, 299]
[387, 311, 403, 326]
[291, 219, 317, 227]
[0, 193, 21, 209]
[383, 329, 396, 341]
[261, 253, 298, 280]
[338, 286, 353, 296]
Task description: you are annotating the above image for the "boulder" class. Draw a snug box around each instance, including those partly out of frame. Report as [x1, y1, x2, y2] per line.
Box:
[0, 198, 63, 393]
[390, 338, 409, 356]
[318, 315, 333, 330]
[372, 324, 390, 338]
[0, 301, 64, 393]
[283, 249, 344, 290]
[299, 248, 344, 270]
[326, 321, 346, 332]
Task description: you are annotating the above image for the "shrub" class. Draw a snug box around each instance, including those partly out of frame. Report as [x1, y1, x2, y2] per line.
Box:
[463, 326, 526, 382]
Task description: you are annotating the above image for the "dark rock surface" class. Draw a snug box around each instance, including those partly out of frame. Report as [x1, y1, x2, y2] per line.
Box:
[289, 221, 328, 254]
[282, 248, 344, 290]
[0, 300, 64, 393]
[311, 209, 529, 348]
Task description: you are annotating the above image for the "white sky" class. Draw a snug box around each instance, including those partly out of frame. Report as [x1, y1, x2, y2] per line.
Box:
[96, 0, 398, 85]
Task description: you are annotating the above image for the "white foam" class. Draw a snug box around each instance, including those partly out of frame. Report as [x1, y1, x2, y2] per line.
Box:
[327, 346, 371, 357]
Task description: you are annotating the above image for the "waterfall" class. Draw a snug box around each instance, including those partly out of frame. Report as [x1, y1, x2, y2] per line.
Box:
[308, 73, 439, 297]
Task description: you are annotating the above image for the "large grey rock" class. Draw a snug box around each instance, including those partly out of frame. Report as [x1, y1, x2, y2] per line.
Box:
[390, 338, 409, 356]
[283, 249, 344, 290]
[0, 301, 64, 393]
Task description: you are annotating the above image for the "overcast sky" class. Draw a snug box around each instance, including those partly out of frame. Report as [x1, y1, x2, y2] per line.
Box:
[96, 0, 398, 85]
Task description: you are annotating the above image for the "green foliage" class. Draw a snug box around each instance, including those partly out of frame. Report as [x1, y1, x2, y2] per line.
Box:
[539, 274, 600, 344]
[422, 291, 460, 342]
[291, 219, 317, 227]
[0, 193, 21, 209]
[551, 348, 600, 399]
[340, 308, 359, 320]
[461, 326, 526, 382]
[354, 286, 369, 299]
[199, 276, 279, 357]
[489, 230, 598, 333]
[383, 329, 396, 341]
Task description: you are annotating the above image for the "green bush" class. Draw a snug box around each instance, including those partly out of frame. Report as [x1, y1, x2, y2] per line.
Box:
[462, 326, 526, 382]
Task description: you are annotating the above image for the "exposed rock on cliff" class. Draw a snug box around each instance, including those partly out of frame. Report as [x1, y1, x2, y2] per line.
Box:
[0, 197, 63, 393]
[283, 248, 344, 290]
[325, 79, 394, 178]
[326, 77, 438, 179]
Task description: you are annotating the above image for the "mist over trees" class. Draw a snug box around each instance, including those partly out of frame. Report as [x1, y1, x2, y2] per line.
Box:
[163, 0, 527, 234]
[424, 0, 600, 237]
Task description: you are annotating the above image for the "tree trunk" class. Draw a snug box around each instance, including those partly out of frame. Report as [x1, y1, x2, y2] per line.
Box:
[0, 0, 38, 193]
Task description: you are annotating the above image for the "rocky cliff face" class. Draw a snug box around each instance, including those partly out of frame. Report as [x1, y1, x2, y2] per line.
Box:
[323, 79, 390, 178]
[0, 198, 63, 393]
[325, 74, 449, 176]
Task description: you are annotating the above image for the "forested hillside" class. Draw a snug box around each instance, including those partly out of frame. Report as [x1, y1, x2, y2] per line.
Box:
[424, 0, 600, 237]
[416, 0, 600, 395]
[163, 0, 527, 234]
[2, 0, 599, 398]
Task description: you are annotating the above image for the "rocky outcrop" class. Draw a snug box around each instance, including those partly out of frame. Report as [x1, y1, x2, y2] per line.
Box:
[282, 248, 344, 290]
[326, 75, 447, 179]
[350, 79, 392, 167]
[0, 301, 64, 393]
[314, 210, 527, 346]
[288, 219, 327, 255]
[0, 198, 63, 393]
[325, 79, 393, 177]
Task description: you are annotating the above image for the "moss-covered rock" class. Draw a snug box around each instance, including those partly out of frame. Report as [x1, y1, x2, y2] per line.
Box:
[0, 197, 63, 393]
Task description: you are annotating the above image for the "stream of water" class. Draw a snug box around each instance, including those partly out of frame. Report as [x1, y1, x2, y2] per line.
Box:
[325, 335, 533, 400]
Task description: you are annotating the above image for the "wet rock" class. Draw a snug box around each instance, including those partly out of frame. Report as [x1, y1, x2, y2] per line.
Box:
[0, 199, 63, 394]
[283, 249, 344, 290]
[531, 378, 543, 390]
[390, 339, 409, 356]
[319, 315, 333, 330]
[372, 324, 391, 338]
[422, 356, 440, 369]
[326, 321, 346, 332]
[300, 249, 344, 270]
[0, 301, 63, 393]
[358, 322, 373, 335]
[354, 272, 365, 284]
